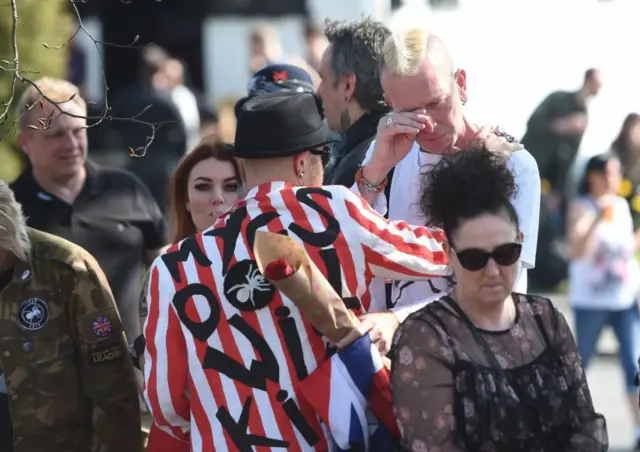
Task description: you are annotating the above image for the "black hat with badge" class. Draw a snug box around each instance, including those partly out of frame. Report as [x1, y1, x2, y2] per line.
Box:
[234, 91, 337, 159]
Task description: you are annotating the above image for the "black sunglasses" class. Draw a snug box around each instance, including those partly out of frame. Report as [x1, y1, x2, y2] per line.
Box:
[310, 147, 331, 167]
[454, 242, 522, 271]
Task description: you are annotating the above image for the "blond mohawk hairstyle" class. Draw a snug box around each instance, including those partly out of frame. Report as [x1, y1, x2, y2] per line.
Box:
[381, 25, 453, 84]
[382, 27, 430, 76]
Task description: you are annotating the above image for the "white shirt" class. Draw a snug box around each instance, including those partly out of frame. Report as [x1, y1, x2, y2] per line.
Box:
[569, 195, 640, 310]
[171, 84, 201, 152]
[351, 141, 541, 321]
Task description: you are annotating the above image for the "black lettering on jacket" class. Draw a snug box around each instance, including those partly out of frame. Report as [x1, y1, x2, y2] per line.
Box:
[202, 314, 279, 391]
[319, 248, 360, 310]
[289, 188, 340, 248]
[216, 397, 289, 451]
[173, 283, 221, 342]
[161, 236, 212, 283]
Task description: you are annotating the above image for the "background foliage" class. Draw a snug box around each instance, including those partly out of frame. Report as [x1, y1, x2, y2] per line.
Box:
[0, 0, 72, 182]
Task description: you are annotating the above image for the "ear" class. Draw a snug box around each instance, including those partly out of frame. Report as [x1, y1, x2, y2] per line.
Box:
[518, 231, 524, 242]
[454, 68, 467, 103]
[343, 73, 357, 102]
[17, 131, 29, 156]
[185, 203, 191, 213]
[293, 152, 308, 176]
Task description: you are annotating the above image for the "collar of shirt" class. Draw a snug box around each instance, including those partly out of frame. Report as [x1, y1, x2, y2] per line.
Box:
[14, 160, 101, 204]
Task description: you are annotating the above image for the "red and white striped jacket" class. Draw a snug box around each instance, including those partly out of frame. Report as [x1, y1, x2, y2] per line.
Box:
[143, 181, 448, 452]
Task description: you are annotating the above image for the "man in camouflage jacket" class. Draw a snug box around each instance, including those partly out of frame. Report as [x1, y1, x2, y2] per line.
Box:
[0, 181, 141, 452]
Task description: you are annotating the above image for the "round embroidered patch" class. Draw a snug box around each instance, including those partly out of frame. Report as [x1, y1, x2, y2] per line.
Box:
[18, 298, 49, 331]
[92, 315, 113, 338]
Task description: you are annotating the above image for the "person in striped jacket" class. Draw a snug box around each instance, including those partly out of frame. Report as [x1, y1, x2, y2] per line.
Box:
[143, 91, 450, 451]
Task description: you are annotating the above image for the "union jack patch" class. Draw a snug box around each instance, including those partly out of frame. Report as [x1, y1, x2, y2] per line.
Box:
[92, 315, 113, 338]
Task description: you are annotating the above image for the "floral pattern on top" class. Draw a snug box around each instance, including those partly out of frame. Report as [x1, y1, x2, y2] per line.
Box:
[391, 293, 608, 452]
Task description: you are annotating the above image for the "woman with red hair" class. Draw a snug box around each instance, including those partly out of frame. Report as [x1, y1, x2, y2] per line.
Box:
[133, 139, 244, 451]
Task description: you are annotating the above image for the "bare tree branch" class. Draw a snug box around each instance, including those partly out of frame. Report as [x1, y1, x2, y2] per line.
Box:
[0, 0, 176, 157]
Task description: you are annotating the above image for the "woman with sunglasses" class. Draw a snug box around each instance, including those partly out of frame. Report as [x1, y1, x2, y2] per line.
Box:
[391, 147, 607, 451]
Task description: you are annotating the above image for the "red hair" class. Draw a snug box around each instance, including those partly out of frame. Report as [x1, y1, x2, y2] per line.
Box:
[169, 140, 242, 243]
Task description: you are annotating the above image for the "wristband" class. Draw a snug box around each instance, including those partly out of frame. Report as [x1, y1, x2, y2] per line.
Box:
[355, 167, 388, 193]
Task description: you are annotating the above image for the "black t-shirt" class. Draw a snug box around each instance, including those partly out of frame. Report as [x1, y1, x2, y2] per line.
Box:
[10, 162, 167, 342]
[0, 267, 13, 452]
[521, 90, 587, 192]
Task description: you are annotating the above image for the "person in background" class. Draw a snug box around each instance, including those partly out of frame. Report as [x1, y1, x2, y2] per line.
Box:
[134, 141, 244, 452]
[10, 77, 167, 348]
[109, 45, 187, 213]
[234, 63, 341, 150]
[522, 68, 603, 236]
[235, 63, 322, 117]
[304, 21, 327, 72]
[319, 17, 392, 189]
[198, 104, 220, 143]
[249, 23, 285, 73]
[353, 24, 539, 326]
[161, 58, 202, 152]
[611, 113, 640, 228]
[566, 152, 640, 448]
[0, 180, 141, 452]
[392, 147, 607, 451]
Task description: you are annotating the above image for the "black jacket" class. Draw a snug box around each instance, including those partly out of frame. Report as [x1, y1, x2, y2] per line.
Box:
[324, 107, 391, 188]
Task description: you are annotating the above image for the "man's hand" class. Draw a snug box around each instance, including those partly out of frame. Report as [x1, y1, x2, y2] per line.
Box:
[470, 125, 523, 157]
[335, 312, 400, 356]
[362, 109, 428, 184]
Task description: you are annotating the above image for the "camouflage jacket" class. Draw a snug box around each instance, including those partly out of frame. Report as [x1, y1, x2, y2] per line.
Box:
[0, 228, 142, 452]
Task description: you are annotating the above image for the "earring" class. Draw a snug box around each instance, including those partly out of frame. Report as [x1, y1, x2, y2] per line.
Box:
[299, 170, 306, 176]
[462, 99, 467, 106]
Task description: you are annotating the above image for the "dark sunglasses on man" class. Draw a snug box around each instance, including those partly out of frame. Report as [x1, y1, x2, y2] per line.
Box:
[453, 242, 522, 271]
[309, 146, 331, 168]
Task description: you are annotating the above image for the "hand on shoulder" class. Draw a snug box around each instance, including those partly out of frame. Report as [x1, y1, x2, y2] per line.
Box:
[471, 125, 523, 157]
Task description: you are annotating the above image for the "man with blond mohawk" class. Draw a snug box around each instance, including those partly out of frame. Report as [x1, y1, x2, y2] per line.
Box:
[347, 24, 541, 335]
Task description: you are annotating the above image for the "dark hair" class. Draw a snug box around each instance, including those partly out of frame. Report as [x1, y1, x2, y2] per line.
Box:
[420, 147, 519, 242]
[324, 17, 390, 112]
[584, 68, 599, 84]
[578, 153, 617, 195]
[169, 140, 242, 243]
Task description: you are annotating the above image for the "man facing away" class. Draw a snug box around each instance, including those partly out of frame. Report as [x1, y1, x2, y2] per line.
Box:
[0, 180, 141, 452]
[352, 24, 541, 318]
[318, 17, 392, 189]
[143, 91, 451, 451]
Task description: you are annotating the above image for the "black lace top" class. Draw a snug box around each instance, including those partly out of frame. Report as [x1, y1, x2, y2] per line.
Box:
[391, 293, 608, 452]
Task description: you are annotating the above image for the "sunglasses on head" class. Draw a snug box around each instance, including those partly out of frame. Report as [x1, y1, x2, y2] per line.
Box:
[309, 146, 331, 167]
[454, 242, 522, 271]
